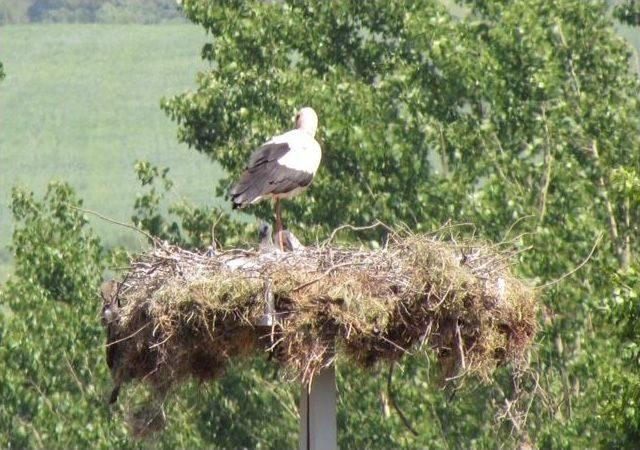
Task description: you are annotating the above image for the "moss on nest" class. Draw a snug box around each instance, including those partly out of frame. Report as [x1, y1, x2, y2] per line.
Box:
[101, 231, 538, 406]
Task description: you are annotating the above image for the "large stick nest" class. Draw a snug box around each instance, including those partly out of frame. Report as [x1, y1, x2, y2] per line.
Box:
[101, 230, 538, 402]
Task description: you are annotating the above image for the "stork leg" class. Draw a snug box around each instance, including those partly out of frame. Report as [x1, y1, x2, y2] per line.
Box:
[275, 198, 284, 251]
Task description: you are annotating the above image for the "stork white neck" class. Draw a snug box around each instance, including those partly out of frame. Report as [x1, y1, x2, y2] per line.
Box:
[295, 107, 318, 137]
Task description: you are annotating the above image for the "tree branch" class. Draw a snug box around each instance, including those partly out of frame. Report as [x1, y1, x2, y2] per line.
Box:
[538, 106, 554, 222]
[536, 233, 603, 289]
[387, 363, 419, 436]
[590, 140, 624, 264]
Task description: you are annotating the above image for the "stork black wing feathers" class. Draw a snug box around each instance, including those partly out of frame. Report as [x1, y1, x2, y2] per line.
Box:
[246, 142, 290, 168]
[229, 143, 313, 208]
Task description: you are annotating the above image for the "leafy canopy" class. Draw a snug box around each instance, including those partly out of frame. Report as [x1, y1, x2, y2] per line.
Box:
[162, 0, 640, 447]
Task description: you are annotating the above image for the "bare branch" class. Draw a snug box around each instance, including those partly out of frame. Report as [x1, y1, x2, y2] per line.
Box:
[536, 233, 603, 289]
[387, 363, 419, 436]
[68, 204, 159, 245]
[538, 106, 554, 222]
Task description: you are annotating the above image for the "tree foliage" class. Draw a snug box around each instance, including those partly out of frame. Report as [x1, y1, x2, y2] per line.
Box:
[0, 182, 299, 448]
[0, 183, 122, 448]
[161, 0, 640, 447]
[614, 0, 640, 26]
[131, 159, 251, 248]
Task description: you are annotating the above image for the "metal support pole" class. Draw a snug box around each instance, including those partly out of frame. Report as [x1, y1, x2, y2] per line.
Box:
[299, 365, 338, 450]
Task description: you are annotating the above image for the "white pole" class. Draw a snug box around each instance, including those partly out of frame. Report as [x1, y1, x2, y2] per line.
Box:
[299, 365, 338, 450]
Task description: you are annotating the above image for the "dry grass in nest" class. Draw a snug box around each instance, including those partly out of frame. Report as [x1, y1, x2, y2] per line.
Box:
[101, 229, 538, 408]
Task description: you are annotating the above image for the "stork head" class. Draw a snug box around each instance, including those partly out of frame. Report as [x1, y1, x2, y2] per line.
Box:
[258, 222, 272, 244]
[295, 107, 318, 137]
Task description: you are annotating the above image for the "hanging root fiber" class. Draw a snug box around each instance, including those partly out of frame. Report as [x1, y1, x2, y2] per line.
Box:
[101, 229, 538, 407]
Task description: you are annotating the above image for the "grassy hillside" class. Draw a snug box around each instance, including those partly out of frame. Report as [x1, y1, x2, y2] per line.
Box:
[0, 24, 224, 280]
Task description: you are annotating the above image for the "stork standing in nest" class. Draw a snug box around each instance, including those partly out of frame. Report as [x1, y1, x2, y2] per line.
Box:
[229, 107, 322, 250]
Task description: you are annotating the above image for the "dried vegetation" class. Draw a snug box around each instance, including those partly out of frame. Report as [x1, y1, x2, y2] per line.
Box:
[101, 228, 538, 404]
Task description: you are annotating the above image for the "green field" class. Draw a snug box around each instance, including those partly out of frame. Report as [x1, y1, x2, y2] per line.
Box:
[618, 24, 640, 65]
[0, 24, 225, 280]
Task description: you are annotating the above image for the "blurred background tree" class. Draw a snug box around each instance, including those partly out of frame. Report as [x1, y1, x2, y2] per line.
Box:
[615, 0, 640, 26]
[163, 0, 640, 447]
[0, 0, 184, 24]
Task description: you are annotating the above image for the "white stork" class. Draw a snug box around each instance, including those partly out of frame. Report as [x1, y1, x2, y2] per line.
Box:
[229, 107, 321, 249]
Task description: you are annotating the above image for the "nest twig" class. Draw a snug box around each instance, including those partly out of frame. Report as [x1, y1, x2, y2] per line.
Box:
[101, 230, 538, 410]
